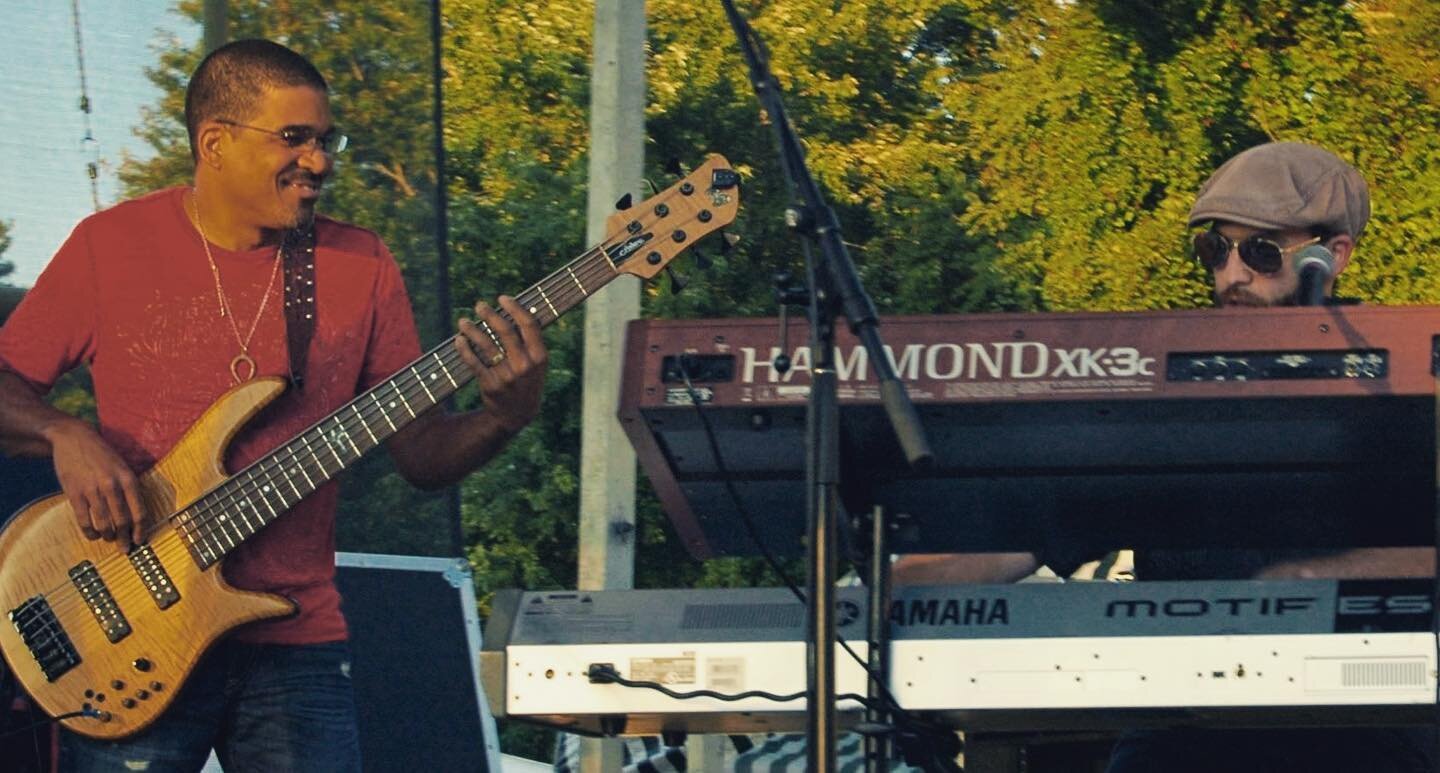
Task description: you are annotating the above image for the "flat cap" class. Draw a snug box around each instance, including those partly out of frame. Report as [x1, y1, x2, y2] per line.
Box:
[1188, 142, 1369, 238]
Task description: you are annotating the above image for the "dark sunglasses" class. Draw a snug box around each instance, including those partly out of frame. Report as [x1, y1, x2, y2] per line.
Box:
[1193, 230, 1321, 275]
[216, 120, 349, 155]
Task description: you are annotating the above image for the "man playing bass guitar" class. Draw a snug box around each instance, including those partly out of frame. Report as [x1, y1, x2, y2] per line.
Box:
[0, 39, 546, 772]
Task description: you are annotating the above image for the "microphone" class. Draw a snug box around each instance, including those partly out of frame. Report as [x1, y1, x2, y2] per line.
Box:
[1292, 244, 1335, 307]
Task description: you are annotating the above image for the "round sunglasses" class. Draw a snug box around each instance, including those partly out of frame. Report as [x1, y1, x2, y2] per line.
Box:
[1193, 230, 1321, 275]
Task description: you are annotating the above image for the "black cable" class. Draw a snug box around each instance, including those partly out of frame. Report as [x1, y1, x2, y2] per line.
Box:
[0, 709, 90, 742]
[677, 363, 945, 753]
[593, 661, 965, 773]
[587, 663, 875, 708]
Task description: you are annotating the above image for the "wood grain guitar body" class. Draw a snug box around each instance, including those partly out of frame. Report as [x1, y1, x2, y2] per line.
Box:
[0, 380, 295, 739]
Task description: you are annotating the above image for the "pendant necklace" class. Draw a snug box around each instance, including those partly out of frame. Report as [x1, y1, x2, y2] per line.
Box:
[189, 189, 283, 384]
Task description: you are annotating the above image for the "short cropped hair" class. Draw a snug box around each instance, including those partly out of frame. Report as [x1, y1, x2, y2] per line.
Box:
[184, 39, 328, 160]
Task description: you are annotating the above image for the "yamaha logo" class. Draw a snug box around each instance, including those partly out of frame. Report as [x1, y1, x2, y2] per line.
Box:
[890, 597, 1009, 627]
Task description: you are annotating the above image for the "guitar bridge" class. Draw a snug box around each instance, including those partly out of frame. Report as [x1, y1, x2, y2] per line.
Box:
[128, 544, 180, 609]
[69, 561, 132, 643]
[9, 596, 81, 681]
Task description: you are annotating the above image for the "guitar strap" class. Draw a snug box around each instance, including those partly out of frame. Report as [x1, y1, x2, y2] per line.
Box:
[281, 220, 317, 390]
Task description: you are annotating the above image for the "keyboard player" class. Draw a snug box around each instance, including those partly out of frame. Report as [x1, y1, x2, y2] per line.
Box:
[894, 141, 1435, 773]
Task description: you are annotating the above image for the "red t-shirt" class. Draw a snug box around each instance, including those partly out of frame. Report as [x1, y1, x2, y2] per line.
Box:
[0, 187, 422, 644]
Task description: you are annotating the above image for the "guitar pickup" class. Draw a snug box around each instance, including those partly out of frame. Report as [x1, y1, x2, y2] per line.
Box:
[129, 544, 181, 610]
[661, 354, 735, 384]
[69, 561, 131, 643]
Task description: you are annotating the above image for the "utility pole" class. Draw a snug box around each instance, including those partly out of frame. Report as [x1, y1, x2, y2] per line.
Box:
[202, 0, 227, 53]
[577, 0, 644, 769]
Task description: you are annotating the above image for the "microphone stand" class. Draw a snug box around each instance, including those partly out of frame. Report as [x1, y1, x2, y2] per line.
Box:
[719, 3, 933, 769]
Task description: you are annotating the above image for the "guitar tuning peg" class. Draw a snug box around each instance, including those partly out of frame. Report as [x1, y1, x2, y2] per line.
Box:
[642, 179, 659, 196]
[615, 193, 633, 211]
[691, 247, 712, 271]
[720, 232, 741, 254]
[665, 265, 689, 294]
[663, 157, 685, 177]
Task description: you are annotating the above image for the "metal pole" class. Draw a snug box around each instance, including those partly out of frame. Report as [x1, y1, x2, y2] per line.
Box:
[429, 0, 463, 557]
[865, 505, 892, 770]
[804, 298, 840, 772]
[202, 0, 228, 54]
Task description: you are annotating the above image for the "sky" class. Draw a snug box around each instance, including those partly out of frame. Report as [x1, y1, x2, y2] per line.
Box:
[0, 3, 198, 288]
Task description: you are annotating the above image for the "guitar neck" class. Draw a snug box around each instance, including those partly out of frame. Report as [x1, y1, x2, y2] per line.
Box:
[172, 152, 740, 567]
[176, 245, 621, 568]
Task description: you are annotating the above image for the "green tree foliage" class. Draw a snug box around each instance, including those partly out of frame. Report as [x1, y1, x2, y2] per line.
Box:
[1, 219, 19, 333]
[443, 0, 1029, 604]
[0, 219, 14, 286]
[441, 0, 1440, 596]
[931, 0, 1440, 309]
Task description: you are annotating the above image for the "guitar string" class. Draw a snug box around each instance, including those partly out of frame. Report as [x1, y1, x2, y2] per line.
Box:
[34, 249, 620, 622]
[30, 237, 622, 618]
[39, 211, 696, 623]
[164, 191, 719, 553]
[33, 194, 722, 624]
[35, 249, 619, 623]
[49, 176, 735, 622]
[168, 240, 626, 545]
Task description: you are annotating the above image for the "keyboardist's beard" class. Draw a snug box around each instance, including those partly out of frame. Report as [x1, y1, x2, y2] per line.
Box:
[1216, 286, 1300, 308]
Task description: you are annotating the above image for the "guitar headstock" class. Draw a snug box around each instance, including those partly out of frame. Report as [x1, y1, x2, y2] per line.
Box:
[602, 154, 740, 280]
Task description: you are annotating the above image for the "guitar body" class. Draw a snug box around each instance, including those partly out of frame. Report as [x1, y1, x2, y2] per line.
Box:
[0, 153, 739, 742]
[0, 378, 296, 739]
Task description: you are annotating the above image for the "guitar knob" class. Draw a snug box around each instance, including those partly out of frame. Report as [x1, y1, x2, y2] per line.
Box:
[133, 658, 152, 672]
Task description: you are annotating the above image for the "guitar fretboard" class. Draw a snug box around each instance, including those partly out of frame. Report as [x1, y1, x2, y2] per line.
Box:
[174, 245, 621, 568]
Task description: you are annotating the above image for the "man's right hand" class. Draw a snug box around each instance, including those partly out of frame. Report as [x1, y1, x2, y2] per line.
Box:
[43, 418, 145, 548]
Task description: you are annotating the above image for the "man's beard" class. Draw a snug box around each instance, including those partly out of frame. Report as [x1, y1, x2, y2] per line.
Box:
[1216, 286, 1299, 308]
[288, 205, 317, 231]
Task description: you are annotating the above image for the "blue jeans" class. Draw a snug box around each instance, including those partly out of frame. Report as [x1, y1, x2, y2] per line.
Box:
[60, 640, 360, 773]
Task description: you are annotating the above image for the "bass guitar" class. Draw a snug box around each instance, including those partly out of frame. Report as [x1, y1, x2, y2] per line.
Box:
[0, 155, 739, 739]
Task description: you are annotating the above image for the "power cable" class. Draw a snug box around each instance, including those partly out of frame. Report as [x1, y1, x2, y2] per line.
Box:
[675, 363, 966, 771]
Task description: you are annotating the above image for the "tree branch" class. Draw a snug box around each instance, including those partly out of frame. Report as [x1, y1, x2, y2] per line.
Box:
[372, 161, 418, 198]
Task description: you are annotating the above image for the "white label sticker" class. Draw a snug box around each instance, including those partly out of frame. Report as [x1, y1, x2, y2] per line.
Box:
[707, 657, 744, 692]
[630, 657, 696, 685]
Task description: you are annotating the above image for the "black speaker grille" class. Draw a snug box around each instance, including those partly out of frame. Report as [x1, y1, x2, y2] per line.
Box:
[681, 602, 803, 629]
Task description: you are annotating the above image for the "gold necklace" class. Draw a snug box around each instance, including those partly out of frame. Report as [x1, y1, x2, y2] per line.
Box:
[189, 190, 284, 384]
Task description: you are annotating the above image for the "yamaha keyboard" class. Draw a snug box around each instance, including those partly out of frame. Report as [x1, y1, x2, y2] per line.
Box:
[481, 580, 1439, 736]
[618, 306, 1440, 559]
